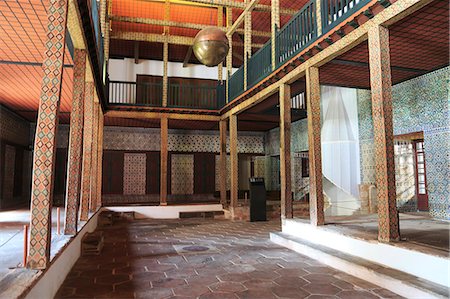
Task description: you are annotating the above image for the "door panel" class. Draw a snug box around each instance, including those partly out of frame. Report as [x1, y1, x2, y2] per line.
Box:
[146, 152, 160, 194]
[194, 153, 215, 194]
[102, 151, 124, 194]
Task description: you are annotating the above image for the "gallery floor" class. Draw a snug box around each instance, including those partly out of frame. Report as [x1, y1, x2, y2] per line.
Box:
[55, 218, 401, 299]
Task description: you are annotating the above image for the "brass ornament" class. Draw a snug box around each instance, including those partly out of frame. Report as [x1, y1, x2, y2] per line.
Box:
[193, 27, 229, 67]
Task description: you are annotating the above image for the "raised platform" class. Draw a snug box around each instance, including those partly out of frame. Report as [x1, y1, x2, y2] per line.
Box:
[270, 217, 450, 298]
[105, 203, 223, 219]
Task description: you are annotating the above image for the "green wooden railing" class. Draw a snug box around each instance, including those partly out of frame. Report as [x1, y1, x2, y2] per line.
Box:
[227, 0, 372, 102]
[108, 80, 223, 110]
[275, 0, 317, 68]
[168, 83, 222, 110]
[248, 40, 272, 89]
[109, 81, 162, 106]
[228, 66, 245, 102]
[321, 0, 371, 34]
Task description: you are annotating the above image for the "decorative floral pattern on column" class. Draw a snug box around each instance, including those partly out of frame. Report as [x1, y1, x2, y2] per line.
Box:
[28, 0, 69, 269]
[229, 114, 238, 208]
[306, 66, 324, 226]
[368, 25, 400, 242]
[90, 103, 99, 212]
[64, 49, 86, 235]
[97, 108, 104, 208]
[160, 117, 168, 205]
[280, 84, 293, 219]
[80, 82, 94, 221]
[219, 120, 228, 206]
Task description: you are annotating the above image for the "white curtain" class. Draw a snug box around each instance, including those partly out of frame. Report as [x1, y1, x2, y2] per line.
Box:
[320, 86, 361, 214]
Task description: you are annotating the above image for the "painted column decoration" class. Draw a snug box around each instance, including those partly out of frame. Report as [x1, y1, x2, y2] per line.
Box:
[162, 42, 169, 107]
[226, 7, 233, 103]
[218, 6, 224, 81]
[306, 66, 325, 226]
[315, 0, 322, 36]
[219, 120, 228, 206]
[80, 81, 94, 221]
[271, 0, 280, 70]
[162, 0, 170, 107]
[280, 84, 293, 218]
[97, 108, 104, 208]
[28, 0, 69, 269]
[229, 114, 238, 208]
[90, 102, 99, 212]
[64, 49, 86, 235]
[243, 0, 252, 90]
[368, 25, 400, 242]
[160, 117, 168, 205]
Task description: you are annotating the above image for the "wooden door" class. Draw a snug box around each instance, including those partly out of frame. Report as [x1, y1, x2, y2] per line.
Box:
[194, 153, 215, 194]
[102, 151, 124, 194]
[413, 140, 428, 211]
[146, 152, 160, 194]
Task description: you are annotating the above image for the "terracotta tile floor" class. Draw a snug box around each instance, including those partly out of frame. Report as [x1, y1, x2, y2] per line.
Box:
[55, 218, 402, 299]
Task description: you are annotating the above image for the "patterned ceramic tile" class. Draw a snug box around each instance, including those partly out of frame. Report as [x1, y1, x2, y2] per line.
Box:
[102, 127, 264, 154]
[27, 0, 69, 269]
[64, 49, 86, 235]
[0, 107, 30, 146]
[358, 66, 449, 220]
[3, 145, 16, 203]
[171, 154, 194, 195]
[123, 153, 146, 195]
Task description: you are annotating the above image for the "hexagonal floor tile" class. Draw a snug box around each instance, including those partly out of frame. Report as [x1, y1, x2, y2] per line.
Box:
[209, 281, 247, 293]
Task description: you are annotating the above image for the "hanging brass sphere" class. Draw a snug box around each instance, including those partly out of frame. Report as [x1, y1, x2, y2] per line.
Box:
[193, 27, 229, 67]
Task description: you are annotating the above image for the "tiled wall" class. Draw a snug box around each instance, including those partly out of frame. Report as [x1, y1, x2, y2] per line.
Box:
[0, 106, 31, 146]
[265, 119, 309, 193]
[357, 67, 449, 220]
[0, 107, 32, 209]
[123, 153, 146, 195]
[101, 126, 265, 154]
[171, 154, 194, 195]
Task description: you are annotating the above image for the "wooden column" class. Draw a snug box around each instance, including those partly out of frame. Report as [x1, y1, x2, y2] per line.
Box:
[79, 81, 94, 221]
[315, 0, 322, 36]
[271, 0, 280, 70]
[226, 7, 233, 102]
[160, 117, 168, 205]
[162, 0, 170, 107]
[162, 42, 169, 107]
[96, 108, 104, 208]
[219, 120, 228, 206]
[218, 6, 224, 81]
[279, 84, 293, 219]
[28, 0, 69, 269]
[89, 102, 99, 212]
[368, 25, 399, 242]
[243, 0, 252, 90]
[306, 66, 324, 226]
[229, 114, 238, 208]
[64, 49, 86, 235]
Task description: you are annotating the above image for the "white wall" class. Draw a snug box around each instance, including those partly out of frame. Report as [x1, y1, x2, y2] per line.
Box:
[109, 58, 237, 82]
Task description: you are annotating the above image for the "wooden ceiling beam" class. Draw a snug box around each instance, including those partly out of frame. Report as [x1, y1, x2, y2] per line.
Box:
[140, 0, 297, 15]
[105, 110, 221, 121]
[111, 31, 264, 48]
[109, 15, 272, 37]
[228, 0, 260, 35]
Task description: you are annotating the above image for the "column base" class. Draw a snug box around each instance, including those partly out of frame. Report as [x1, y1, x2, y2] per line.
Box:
[224, 206, 249, 221]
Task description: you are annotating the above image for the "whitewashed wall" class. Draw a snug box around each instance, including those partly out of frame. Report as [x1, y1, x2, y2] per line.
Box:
[109, 58, 237, 82]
